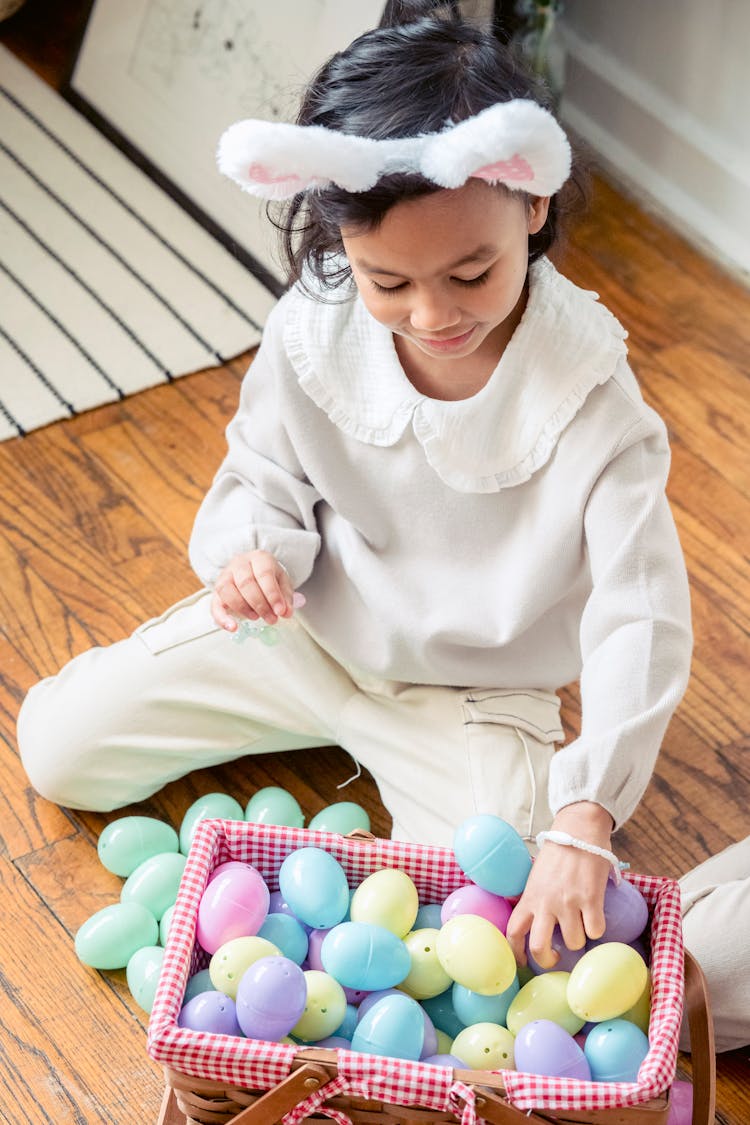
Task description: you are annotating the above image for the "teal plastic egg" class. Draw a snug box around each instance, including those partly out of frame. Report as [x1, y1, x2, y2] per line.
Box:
[121, 851, 187, 921]
[278, 847, 350, 929]
[126, 945, 166, 1013]
[506, 971, 584, 1036]
[436, 914, 516, 996]
[258, 912, 309, 964]
[183, 968, 213, 1004]
[453, 814, 532, 897]
[75, 902, 159, 969]
[584, 1018, 650, 1081]
[567, 943, 648, 1023]
[308, 802, 371, 835]
[179, 793, 245, 853]
[292, 971, 347, 1041]
[209, 935, 280, 999]
[452, 976, 519, 1027]
[399, 928, 453, 999]
[421, 988, 467, 1039]
[320, 922, 410, 990]
[350, 868, 419, 937]
[97, 816, 179, 877]
[352, 993, 425, 1060]
[245, 787, 304, 827]
[451, 1022, 516, 1069]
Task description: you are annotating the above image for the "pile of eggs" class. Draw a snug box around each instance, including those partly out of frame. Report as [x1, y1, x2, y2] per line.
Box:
[76, 795, 656, 1085]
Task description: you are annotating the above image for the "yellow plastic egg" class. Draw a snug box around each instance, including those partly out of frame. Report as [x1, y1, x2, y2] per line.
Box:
[399, 928, 453, 999]
[435, 1029, 454, 1055]
[621, 969, 652, 1034]
[350, 868, 419, 937]
[436, 915, 516, 996]
[506, 971, 584, 1036]
[452, 1023, 516, 1070]
[567, 942, 648, 1022]
[292, 970, 347, 1042]
[208, 935, 279, 999]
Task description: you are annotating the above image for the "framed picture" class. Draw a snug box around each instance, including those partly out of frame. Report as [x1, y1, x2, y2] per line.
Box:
[68, 0, 386, 294]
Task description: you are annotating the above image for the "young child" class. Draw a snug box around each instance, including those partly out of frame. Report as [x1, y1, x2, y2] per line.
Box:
[17, 3, 692, 970]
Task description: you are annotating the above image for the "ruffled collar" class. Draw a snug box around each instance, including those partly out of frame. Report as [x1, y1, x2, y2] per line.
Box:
[284, 257, 628, 492]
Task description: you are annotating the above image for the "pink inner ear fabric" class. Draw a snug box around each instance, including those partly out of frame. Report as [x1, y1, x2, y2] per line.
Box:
[473, 154, 534, 183]
[247, 162, 303, 186]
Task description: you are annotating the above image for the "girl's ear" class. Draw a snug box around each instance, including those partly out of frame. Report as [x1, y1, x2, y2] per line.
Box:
[528, 195, 551, 234]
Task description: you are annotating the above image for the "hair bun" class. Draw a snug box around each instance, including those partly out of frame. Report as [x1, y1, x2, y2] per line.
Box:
[378, 0, 459, 30]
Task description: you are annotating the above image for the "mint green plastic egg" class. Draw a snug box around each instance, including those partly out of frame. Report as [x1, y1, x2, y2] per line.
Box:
[506, 971, 584, 1036]
[399, 928, 453, 999]
[97, 816, 179, 877]
[179, 793, 245, 854]
[350, 868, 419, 937]
[245, 786, 304, 827]
[208, 935, 280, 999]
[159, 904, 175, 946]
[75, 902, 159, 969]
[120, 851, 186, 921]
[308, 802, 371, 835]
[126, 945, 166, 1013]
[292, 970, 347, 1042]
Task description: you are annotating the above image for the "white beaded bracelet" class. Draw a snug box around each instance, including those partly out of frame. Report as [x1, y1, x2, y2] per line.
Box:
[535, 830, 628, 883]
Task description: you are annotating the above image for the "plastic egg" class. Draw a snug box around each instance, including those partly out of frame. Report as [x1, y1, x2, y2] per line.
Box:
[333, 1003, 359, 1041]
[600, 878, 650, 944]
[159, 905, 175, 946]
[315, 1036, 352, 1049]
[441, 885, 513, 934]
[420, 988, 467, 1039]
[308, 802, 371, 835]
[351, 993, 424, 1060]
[321, 922, 410, 990]
[126, 945, 165, 1013]
[235, 955, 307, 1040]
[514, 1019, 591, 1079]
[423, 1053, 466, 1068]
[350, 868, 419, 937]
[97, 816, 179, 877]
[506, 972, 584, 1036]
[399, 929, 453, 999]
[196, 862, 270, 953]
[453, 815, 532, 897]
[278, 847, 350, 929]
[121, 852, 186, 921]
[257, 912, 309, 965]
[584, 1018, 650, 1081]
[567, 943, 648, 1022]
[414, 903, 443, 929]
[667, 1079, 693, 1125]
[178, 990, 243, 1036]
[435, 1030, 454, 1055]
[245, 787, 304, 827]
[526, 926, 589, 975]
[268, 890, 313, 933]
[621, 971, 651, 1034]
[292, 970, 347, 1041]
[209, 935, 280, 999]
[75, 902, 159, 969]
[451, 1023, 516, 1070]
[183, 968, 213, 1004]
[452, 977, 519, 1027]
[436, 914, 516, 995]
[420, 1010, 439, 1058]
[179, 793, 245, 854]
[305, 927, 331, 971]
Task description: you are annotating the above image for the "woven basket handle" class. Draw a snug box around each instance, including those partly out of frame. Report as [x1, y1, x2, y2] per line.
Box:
[684, 949, 716, 1125]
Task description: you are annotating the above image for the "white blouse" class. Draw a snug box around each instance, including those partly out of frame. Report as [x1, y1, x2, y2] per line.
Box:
[189, 258, 692, 828]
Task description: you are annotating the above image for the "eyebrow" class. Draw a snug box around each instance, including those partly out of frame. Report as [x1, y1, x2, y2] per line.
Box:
[356, 244, 498, 277]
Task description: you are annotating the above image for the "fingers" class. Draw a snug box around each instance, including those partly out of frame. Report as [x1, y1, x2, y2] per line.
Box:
[506, 904, 532, 967]
[211, 551, 300, 630]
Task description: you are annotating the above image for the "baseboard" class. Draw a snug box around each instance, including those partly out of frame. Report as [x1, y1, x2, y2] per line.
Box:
[559, 25, 750, 284]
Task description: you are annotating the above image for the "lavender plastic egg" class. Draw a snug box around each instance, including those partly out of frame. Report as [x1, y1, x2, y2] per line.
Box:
[526, 927, 590, 975]
[599, 878, 650, 944]
[584, 1018, 650, 1082]
[422, 1054, 467, 1068]
[441, 885, 513, 934]
[235, 955, 307, 1041]
[278, 848, 350, 929]
[178, 990, 243, 1036]
[197, 863, 270, 954]
[514, 1019, 592, 1080]
[667, 1079, 693, 1125]
[453, 815, 532, 897]
[352, 994, 424, 1060]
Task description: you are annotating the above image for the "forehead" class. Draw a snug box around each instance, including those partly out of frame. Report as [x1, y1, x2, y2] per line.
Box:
[341, 180, 527, 274]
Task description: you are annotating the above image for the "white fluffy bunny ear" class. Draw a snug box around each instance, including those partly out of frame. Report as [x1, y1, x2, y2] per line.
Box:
[420, 100, 571, 196]
[217, 119, 386, 199]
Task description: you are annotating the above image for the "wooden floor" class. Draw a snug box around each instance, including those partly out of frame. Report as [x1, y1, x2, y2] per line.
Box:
[1, 4, 749, 1123]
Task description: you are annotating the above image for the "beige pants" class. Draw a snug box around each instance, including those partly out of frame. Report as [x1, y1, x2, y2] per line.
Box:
[679, 836, 750, 1053]
[17, 590, 562, 848]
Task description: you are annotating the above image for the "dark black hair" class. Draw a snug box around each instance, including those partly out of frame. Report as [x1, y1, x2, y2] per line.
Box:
[270, 0, 585, 292]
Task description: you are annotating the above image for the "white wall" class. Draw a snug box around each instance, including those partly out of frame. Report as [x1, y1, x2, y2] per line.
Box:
[559, 0, 750, 281]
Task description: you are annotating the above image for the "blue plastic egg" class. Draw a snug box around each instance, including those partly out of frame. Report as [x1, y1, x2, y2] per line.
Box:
[333, 1003, 360, 1041]
[258, 912, 309, 964]
[415, 903, 444, 929]
[183, 968, 213, 1004]
[420, 987, 467, 1039]
[278, 847, 350, 929]
[352, 993, 424, 1060]
[453, 815, 532, 897]
[321, 922, 410, 991]
[584, 1018, 650, 1081]
[452, 976, 519, 1027]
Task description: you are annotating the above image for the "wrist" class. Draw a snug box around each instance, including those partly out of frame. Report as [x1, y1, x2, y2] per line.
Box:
[551, 801, 614, 842]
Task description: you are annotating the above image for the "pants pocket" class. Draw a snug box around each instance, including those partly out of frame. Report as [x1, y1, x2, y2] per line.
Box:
[135, 589, 221, 654]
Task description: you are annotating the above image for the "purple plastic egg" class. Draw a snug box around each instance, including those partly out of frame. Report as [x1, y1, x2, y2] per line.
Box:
[178, 990, 243, 1036]
[514, 1019, 591, 1080]
[235, 955, 307, 1041]
[315, 1036, 352, 1049]
[526, 927, 589, 975]
[600, 879, 650, 945]
[422, 1054, 466, 1067]
[197, 864, 270, 954]
[441, 885, 513, 934]
[268, 890, 313, 934]
[306, 927, 331, 971]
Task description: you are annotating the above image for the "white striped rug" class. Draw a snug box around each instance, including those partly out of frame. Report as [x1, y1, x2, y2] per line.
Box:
[0, 45, 277, 441]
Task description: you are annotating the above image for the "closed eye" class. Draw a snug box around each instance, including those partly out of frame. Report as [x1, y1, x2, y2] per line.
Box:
[369, 268, 491, 296]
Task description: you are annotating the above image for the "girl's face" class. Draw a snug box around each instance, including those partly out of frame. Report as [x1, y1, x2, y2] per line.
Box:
[342, 180, 550, 396]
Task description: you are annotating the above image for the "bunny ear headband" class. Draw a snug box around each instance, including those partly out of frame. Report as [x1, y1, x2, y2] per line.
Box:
[217, 99, 571, 201]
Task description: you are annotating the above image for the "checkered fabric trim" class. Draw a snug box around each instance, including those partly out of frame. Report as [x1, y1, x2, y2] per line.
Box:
[148, 821, 683, 1116]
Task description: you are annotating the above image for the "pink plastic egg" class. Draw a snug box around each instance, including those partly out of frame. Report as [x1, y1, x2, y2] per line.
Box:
[197, 863, 270, 954]
[441, 885, 513, 934]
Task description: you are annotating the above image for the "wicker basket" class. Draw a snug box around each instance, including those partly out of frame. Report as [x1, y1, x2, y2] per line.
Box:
[149, 822, 716, 1125]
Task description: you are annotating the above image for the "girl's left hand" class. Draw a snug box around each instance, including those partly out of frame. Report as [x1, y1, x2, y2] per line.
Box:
[505, 801, 614, 969]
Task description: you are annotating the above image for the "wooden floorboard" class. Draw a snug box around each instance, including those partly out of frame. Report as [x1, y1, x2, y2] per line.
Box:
[1, 5, 749, 1123]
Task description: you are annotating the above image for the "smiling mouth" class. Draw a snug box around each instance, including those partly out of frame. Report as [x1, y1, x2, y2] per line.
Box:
[418, 327, 476, 348]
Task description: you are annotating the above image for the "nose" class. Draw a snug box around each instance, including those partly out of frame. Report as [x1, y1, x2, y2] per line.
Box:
[409, 287, 461, 334]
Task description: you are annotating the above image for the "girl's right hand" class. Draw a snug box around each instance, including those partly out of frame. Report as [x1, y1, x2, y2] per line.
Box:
[210, 549, 295, 631]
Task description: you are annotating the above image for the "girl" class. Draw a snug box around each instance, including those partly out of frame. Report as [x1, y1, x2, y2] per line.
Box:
[17, 2, 692, 970]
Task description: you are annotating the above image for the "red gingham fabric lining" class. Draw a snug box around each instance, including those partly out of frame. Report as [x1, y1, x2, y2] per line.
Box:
[148, 821, 683, 1116]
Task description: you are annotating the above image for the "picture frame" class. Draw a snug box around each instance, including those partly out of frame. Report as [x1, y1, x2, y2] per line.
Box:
[67, 0, 387, 295]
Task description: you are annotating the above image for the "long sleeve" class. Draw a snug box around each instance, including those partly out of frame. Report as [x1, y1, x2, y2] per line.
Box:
[547, 416, 693, 828]
[189, 299, 322, 589]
